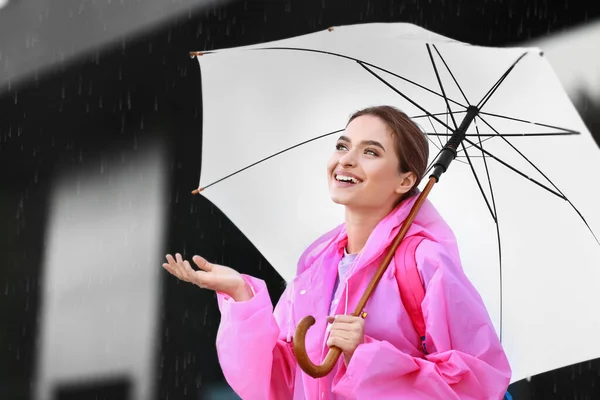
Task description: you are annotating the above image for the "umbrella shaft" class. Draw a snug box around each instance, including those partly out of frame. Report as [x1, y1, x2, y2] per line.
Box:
[431, 105, 479, 180]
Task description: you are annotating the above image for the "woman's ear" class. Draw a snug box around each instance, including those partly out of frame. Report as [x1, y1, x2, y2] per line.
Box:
[395, 171, 417, 195]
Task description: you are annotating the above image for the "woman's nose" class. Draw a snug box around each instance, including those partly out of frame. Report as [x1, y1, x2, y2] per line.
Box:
[339, 149, 357, 167]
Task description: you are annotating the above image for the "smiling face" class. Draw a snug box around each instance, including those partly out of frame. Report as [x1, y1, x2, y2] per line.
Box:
[327, 114, 416, 213]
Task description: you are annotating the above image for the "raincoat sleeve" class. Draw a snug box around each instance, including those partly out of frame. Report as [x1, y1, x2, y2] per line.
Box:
[331, 239, 512, 400]
[215, 274, 297, 400]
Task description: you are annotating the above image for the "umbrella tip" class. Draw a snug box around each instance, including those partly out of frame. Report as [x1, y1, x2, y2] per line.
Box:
[189, 51, 204, 58]
[191, 187, 204, 195]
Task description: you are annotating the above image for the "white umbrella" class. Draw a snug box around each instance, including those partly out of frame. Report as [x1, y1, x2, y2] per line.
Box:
[190, 22, 600, 383]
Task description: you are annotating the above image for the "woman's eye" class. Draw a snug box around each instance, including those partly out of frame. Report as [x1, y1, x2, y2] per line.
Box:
[336, 143, 347, 151]
[365, 148, 379, 156]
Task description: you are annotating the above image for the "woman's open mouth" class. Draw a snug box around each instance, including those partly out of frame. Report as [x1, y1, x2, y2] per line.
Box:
[334, 174, 363, 185]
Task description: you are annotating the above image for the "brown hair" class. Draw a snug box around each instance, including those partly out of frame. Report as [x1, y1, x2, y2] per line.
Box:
[347, 105, 429, 202]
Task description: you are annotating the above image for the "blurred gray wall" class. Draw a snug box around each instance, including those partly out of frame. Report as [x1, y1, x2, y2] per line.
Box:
[34, 142, 167, 400]
[0, 0, 231, 93]
[527, 20, 600, 103]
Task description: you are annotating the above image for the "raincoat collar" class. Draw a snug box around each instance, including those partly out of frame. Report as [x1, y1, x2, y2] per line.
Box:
[296, 193, 459, 279]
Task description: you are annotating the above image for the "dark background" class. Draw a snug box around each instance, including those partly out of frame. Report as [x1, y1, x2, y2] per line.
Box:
[1, 0, 600, 399]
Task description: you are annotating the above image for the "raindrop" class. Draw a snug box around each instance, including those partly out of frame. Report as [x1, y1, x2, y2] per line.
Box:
[140, 116, 144, 130]
[127, 91, 131, 110]
[14, 92, 17, 104]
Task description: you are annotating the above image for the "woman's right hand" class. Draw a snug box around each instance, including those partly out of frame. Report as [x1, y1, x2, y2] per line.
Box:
[162, 253, 254, 302]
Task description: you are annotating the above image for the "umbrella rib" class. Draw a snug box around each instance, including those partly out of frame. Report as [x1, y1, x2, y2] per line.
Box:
[426, 115, 445, 149]
[476, 52, 529, 110]
[459, 143, 497, 222]
[457, 134, 496, 154]
[426, 44, 458, 129]
[357, 62, 455, 132]
[459, 138, 503, 341]
[432, 44, 471, 105]
[478, 116, 600, 245]
[255, 46, 468, 109]
[479, 111, 580, 135]
[474, 124, 504, 343]
[199, 129, 343, 191]
[475, 122, 500, 223]
[412, 110, 467, 120]
[462, 137, 566, 199]
[423, 132, 579, 137]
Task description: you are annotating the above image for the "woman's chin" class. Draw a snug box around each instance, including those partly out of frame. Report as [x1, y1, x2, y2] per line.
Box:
[329, 193, 357, 207]
[329, 193, 348, 205]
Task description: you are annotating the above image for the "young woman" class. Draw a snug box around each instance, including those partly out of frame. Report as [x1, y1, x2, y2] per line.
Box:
[163, 105, 512, 399]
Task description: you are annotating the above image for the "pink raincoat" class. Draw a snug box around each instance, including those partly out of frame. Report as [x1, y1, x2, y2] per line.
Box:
[216, 195, 512, 399]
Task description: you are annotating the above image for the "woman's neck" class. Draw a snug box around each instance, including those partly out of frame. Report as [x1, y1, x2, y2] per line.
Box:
[344, 205, 394, 254]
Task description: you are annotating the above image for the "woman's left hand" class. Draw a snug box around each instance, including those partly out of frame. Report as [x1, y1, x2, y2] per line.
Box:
[326, 314, 365, 366]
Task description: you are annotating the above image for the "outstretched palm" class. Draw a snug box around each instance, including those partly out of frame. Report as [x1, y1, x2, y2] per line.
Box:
[162, 253, 252, 301]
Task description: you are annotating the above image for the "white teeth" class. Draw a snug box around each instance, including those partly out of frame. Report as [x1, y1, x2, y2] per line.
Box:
[336, 175, 360, 184]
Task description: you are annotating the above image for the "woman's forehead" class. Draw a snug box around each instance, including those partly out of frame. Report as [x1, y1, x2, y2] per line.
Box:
[344, 117, 394, 142]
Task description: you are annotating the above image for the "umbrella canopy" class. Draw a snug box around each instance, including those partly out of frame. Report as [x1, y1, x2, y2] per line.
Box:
[191, 22, 600, 383]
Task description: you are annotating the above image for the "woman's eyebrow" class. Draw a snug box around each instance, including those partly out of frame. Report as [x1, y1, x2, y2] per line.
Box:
[338, 136, 386, 152]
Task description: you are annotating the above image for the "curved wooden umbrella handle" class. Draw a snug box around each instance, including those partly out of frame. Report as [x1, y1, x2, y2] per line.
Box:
[293, 315, 344, 378]
[293, 176, 438, 378]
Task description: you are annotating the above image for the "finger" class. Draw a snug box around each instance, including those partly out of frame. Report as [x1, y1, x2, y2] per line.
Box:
[333, 314, 364, 323]
[326, 336, 352, 352]
[182, 260, 196, 281]
[183, 260, 210, 288]
[165, 254, 177, 265]
[328, 322, 357, 333]
[175, 253, 184, 265]
[162, 262, 184, 280]
[168, 254, 188, 279]
[328, 329, 353, 341]
[193, 255, 213, 272]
